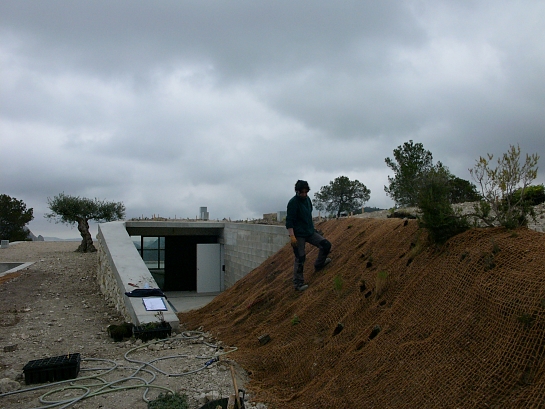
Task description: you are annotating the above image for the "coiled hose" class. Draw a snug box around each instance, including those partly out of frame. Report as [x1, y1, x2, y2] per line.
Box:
[0, 330, 238, 409]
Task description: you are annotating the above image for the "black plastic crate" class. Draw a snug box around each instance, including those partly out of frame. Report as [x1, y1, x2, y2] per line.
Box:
[133, 322, 172, 342]
[23, 353, 81, 385]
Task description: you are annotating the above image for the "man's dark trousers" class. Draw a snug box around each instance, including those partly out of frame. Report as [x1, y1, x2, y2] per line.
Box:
[292, 231, 330, 288]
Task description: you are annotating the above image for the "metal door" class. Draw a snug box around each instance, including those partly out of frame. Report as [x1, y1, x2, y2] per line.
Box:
[196, 243, 221, 293]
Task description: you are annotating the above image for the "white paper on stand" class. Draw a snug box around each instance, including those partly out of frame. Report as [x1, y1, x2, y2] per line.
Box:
[142, 297, 167, 311]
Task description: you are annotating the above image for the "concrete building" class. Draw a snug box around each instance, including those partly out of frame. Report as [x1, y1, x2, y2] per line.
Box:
[199, 207, 209, 221]
[97, 220, 289, 330]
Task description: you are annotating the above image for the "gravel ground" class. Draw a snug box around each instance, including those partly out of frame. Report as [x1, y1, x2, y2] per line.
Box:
[0, 241, 261, 409]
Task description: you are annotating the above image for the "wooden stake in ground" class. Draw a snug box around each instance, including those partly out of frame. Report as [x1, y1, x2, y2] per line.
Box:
[230, 364, 241, 408]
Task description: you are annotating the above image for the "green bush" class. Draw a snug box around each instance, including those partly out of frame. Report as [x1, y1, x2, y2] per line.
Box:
[417, 168, 470, 244]
[0, 194, 34, 241]
[447, 176, 481, 203]
[107, 322, 134, 342]
[511, 184, 545, 206]
[148, 393, 189, 409]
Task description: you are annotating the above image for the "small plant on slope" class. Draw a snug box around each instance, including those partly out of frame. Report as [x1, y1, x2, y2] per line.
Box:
[148, 392, 189, 409]
[469, 145, 540, 229]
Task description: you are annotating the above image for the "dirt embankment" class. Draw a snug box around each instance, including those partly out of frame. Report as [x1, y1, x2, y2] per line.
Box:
[179, 218, 545, 408]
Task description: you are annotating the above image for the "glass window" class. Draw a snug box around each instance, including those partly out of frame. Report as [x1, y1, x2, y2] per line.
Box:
[138, 236, 165, 270]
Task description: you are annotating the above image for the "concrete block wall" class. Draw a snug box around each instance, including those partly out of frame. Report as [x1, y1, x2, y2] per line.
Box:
[222, 223, 289, 288]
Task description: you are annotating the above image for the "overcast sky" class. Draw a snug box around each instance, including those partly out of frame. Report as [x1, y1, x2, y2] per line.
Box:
[1, 1, 544, 239]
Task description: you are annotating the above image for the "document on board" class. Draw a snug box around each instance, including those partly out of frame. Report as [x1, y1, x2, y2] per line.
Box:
[142, 297, 167, 311]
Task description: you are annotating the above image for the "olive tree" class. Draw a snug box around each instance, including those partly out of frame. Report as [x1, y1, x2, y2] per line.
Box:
[45, 193, 125, 252]
[314, 176, 371, 217]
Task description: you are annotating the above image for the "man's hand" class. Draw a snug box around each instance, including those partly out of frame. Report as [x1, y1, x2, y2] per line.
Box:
[290, 235, 298, 247]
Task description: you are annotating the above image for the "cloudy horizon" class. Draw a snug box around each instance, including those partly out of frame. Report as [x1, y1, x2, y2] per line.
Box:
[1, 1, 544, 239]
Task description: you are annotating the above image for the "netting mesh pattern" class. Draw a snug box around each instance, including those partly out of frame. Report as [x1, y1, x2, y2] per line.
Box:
[178, 218, 545, 408]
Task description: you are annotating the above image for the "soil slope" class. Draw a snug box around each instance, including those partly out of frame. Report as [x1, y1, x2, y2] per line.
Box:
[179, 218, 545, 408]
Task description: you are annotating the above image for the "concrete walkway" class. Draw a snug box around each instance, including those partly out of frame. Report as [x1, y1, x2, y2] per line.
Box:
[163, 291, 218, 313]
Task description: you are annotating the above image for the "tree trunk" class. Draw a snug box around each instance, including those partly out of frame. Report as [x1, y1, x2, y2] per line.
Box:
[76, 218, 97, 253]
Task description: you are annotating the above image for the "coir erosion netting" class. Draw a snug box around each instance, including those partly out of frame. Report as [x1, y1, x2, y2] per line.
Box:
[178, 218, 545, 408]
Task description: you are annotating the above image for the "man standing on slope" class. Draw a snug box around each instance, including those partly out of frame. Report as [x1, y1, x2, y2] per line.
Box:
[286, 180, 332, 291]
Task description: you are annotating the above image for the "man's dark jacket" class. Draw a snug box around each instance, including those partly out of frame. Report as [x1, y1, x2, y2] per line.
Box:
[286, 194, 315, 237]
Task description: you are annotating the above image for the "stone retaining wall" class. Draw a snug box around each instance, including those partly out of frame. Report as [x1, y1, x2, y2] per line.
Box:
[97, 240, 131, 322]
[354, 202, 545, 232]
